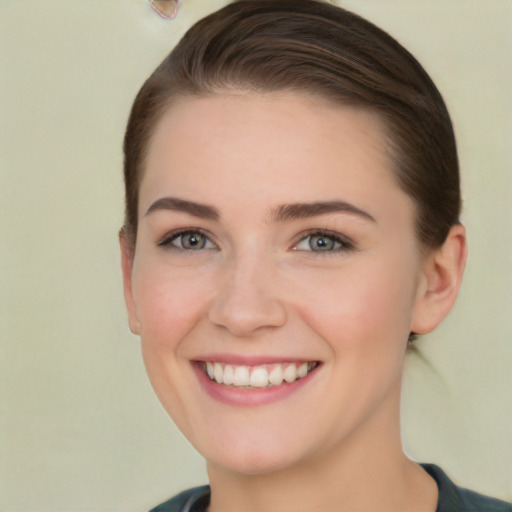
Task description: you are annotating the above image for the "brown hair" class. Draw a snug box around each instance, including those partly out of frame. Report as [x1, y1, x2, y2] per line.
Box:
[122, 0, 461, 252]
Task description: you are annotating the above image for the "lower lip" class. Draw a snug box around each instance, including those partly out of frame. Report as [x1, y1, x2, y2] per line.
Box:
[192, 363, 320, 407]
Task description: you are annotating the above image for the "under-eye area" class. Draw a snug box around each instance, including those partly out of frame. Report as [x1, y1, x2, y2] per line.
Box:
[199, 361, 320, 389]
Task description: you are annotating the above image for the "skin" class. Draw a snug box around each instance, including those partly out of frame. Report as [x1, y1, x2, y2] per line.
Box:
[121, 92, 466, 512]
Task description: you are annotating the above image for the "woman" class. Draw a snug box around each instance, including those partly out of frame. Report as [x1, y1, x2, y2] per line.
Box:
[120, 1, 511, 510]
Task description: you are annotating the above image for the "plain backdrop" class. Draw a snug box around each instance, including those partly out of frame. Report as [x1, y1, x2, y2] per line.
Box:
[0, 1, 511, 511]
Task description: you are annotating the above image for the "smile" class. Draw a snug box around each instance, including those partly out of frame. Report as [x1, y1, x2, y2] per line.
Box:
[202, 361, 319, 389]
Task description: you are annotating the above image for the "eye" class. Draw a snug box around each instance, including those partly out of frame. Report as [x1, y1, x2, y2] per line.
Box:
[158, 230, 216, 251]
[294, 231, 354, 253]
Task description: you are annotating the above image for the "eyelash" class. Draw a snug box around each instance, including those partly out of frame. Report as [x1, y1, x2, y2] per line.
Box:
[157, 229, 355, 254]
[157, 229, 218, 251]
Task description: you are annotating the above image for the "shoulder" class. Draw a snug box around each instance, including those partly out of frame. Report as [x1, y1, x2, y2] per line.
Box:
[421, 464, 512, 512]
[147, 470, 512, 512]
[148, 485, 210, 512]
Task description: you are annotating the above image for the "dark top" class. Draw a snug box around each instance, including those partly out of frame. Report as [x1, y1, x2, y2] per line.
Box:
[149, 464, 512, 512]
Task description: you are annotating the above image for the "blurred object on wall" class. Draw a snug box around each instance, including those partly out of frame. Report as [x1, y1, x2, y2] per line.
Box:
[150, 0, 181, 19]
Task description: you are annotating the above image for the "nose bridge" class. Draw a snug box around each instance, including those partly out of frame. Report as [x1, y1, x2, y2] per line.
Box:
[208, 243, 287, 336]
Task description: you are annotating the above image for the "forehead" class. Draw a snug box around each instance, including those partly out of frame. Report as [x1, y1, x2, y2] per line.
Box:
[148, 91, 389, 161]
[141, 92, 411, 224]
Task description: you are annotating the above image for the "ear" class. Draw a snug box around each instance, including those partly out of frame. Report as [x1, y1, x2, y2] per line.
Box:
[119, 231, 141, 335]
[411, 224, 467, 335]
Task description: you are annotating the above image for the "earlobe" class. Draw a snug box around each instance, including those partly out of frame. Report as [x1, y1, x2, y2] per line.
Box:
[119, 232, 141, 335]
[411, 224, 467, 335]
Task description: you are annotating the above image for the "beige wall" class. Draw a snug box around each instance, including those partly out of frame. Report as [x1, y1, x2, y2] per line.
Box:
[0, 1, 510, 510]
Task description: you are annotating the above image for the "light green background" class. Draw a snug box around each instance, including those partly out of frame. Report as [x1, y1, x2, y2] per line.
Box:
[0, 1, 511, 511]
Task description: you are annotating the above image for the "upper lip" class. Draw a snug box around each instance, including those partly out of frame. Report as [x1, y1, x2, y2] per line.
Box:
[193, 353, 318, 366]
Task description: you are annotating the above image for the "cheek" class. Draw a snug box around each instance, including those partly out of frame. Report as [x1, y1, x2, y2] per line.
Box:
[293, 257, 418, 354]
[132, 263, 213, 426]
[132, 262, 212, 349]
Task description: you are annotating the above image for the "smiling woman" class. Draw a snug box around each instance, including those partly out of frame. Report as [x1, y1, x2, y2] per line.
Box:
[119, 1, 511, 511]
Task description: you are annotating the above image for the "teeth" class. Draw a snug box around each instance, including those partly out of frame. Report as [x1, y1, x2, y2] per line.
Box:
[268, 365, 283, 386]
[233, 366, 250, 387]
[283, 364, 297, 383]
[297, 362, 308, 378]
[203, 361, 317, 388]
[250, 367, 269, 388]
[213, 362, 223, 384]
[223, 364, 234, 386]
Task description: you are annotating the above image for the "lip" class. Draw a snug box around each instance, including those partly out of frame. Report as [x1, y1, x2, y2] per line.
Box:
[195, 353, 313, 366]
[191, 357, 321, 407]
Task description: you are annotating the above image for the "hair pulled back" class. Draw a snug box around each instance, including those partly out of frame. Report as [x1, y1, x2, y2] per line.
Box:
[123, 0, 461, 250]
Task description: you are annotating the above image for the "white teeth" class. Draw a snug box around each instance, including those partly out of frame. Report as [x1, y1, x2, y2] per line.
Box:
[213, 362, 223, 384]
[203, 361, 317, 388]
[233, 366, 250, 387]
[223, 364, 234, 386]
[250, 367, 269, 388]
[297, 362, 308, 378]
[283, 364, 297, 383]
[268, 365, 284, 386]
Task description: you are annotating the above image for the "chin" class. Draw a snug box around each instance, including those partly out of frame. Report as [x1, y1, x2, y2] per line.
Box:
[201, 426, 313, 476]
[209, 447, 303, 477]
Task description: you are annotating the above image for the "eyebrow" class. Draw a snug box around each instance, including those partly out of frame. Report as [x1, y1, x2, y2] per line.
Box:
[145, 197, 375, 224]
[145, 197, 220, 220]
[272, 201, 376, 223]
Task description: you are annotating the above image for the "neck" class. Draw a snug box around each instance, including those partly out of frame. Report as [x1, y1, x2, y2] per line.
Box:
[206, 382, 437, 512]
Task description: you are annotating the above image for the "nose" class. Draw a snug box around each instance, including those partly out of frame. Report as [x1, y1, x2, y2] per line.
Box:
[208, 250, 287, 337]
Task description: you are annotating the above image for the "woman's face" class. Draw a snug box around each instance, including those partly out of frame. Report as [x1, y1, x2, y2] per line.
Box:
[122, 92, 430, 475]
